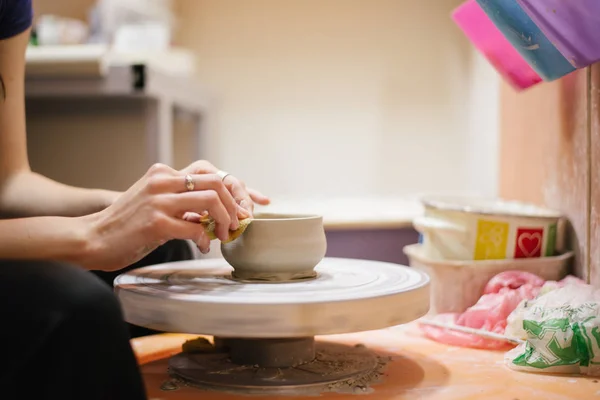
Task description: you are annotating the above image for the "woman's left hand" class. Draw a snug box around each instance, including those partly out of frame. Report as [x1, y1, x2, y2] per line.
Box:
[180, 160, 270, 216]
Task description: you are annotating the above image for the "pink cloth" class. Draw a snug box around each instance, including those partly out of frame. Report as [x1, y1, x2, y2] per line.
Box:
[419, 271, 582, 350]
[483, 270, 545, 294]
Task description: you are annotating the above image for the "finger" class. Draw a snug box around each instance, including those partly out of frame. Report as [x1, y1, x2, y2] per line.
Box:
[237, 204, 250, 219]
[181, 211, 211, 252]
[224, 176, 254, 216]
[145, 162, 177, 177]
[182, 211, 204, 223]
[248, 187, 271, 205]
[196, 230, 211, 254]
[180, 160, 217, 175]
[171, 174, 240, 230]
[239, 199, 254, 216]
[163, 217, 211, 253]
[164, 190, 232, 241]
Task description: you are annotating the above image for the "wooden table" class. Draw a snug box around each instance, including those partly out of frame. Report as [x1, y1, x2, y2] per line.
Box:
[132, 324, 600, 399]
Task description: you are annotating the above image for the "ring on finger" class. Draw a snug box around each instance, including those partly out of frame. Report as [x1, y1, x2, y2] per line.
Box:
[184, 174, 195, 191]
[216, 170, 230, 181]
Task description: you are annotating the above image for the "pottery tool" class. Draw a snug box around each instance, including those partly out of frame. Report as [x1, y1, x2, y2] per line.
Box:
[114, 257, 430, 393]
[200, 215, 252, 243]
[420, 319, 524, 345]
[516, 0, 600, 69]
[475, 0, 575, 82]
[452, 0, 542, 91]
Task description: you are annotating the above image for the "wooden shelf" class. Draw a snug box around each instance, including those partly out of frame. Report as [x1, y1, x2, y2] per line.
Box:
[25, 48, 211, 168]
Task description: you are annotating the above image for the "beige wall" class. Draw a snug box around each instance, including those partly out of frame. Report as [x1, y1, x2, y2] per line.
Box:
[28, 0, 499, 200]
[173, 0, 496, 200]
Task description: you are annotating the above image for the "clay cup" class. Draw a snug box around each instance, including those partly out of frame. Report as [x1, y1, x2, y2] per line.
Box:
[221, 213, 327, 282]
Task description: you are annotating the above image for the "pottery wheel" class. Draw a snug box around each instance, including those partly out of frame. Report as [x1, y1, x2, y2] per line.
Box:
[165, 340, 387, 395]
[115, 257, 430, 338]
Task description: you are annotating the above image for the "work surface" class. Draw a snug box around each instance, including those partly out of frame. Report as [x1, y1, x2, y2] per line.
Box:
[132, 324, 600, 399]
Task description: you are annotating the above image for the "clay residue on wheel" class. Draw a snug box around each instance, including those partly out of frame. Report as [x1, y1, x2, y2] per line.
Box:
[320, 343, 391, 395]
[325, 354, 391, 395]
[230, 270, 317, 283]
[168, 340, 390, 397]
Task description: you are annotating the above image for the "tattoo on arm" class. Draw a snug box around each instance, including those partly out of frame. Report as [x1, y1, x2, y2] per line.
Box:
[0, 74, 5, 101]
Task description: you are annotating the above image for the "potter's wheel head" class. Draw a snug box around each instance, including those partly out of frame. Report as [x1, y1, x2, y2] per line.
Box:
[114, 257, 430, 338]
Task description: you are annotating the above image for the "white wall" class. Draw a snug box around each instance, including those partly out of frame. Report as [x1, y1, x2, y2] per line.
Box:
[174, 0, 499, 200]
[464, 49, 500, 198]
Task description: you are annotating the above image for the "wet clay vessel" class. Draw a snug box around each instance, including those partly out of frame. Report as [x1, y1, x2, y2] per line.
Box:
[221, 213, 327, 282]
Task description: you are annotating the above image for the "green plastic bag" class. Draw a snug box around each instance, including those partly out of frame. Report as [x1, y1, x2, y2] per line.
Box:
[505, 285, 600, 376]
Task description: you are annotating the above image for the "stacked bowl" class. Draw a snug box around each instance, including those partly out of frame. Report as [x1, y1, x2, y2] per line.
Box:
[404, 196, 573, 314]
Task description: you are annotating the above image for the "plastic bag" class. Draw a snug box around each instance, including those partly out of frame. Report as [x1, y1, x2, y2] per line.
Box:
[505, 276, 586, 340]
[505, 284, 600, 376]
[420, 271, 544, 349]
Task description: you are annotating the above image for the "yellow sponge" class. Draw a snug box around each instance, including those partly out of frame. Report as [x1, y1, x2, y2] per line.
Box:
[200, 215, 252, 243]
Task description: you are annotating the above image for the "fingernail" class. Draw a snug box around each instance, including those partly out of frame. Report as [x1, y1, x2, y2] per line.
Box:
[198, 245, 210, 254]
[231, 219, 240, 230]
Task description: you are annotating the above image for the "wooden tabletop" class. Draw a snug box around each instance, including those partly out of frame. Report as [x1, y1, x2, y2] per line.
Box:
[132, 324, 600, 399]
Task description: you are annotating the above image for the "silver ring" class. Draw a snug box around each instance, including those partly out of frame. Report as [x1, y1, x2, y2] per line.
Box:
[184, 174, 195, 191]
[216, 170, 230, 181]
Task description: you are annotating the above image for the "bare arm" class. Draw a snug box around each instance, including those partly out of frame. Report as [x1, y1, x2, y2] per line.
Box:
[1, 172, 120, 218]
[0, 29, 120, 219]
[0, 215, 92, 264]
[0, 29, 101, 263]
[0, 26, 268, 269]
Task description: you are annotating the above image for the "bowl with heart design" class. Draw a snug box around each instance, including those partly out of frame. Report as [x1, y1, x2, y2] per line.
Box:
[413, 196, 563, 261]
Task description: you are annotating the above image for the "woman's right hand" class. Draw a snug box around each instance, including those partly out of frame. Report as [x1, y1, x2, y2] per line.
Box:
[80, 163, 246, 271]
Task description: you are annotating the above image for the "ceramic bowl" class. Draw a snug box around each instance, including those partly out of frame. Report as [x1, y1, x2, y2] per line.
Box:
[221, 213, 327, 282]
[413, 196, 563, 261]
[404, 244, 572, 314]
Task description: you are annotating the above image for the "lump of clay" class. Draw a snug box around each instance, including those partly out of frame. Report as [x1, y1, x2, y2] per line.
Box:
[182, 337, 215, 353]
[200, 215, 252, 243]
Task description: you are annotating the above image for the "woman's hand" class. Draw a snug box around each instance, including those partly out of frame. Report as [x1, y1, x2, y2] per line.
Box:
[82, 163, 244, 271]
[180, 160, 270, 215]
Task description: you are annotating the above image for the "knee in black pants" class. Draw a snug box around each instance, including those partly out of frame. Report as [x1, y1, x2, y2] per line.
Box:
[0, 260, 147, 400]
[93, 239, 194, 338]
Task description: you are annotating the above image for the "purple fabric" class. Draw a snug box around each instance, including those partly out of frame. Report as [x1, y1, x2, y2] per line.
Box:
[325, 228, 419, 266]
[517, 0, 600, 68]
[0, 0, 33, 40]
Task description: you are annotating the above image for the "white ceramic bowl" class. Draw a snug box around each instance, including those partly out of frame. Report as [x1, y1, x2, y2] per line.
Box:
[414, 195, 563, 261]
[221, 213, 327, 281]
[403, 244, 572, 314]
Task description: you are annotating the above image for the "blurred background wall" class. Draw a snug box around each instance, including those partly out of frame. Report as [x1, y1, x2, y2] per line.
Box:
[28, 0, 499, 201]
